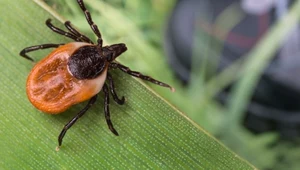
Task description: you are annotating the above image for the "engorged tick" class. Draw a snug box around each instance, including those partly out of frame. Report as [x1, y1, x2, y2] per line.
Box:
[19, 0, 175, 150]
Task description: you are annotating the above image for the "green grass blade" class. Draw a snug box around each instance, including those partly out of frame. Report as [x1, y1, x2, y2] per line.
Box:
[0, 0, 255, 169]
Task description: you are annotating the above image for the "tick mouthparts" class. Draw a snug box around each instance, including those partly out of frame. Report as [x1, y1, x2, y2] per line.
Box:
[115, 43, 127, 56]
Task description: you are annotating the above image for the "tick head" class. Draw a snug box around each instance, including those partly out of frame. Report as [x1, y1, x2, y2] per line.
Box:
[103, 43, 127, 62]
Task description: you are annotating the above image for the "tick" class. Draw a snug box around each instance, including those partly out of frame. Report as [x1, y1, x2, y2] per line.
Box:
[20, 0, 174, 149]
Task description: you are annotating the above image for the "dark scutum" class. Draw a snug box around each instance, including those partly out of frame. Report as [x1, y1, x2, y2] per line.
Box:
[68, 45, 106, 79]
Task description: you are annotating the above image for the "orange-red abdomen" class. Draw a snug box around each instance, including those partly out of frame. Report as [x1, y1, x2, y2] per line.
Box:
[26, 42, 108, 114]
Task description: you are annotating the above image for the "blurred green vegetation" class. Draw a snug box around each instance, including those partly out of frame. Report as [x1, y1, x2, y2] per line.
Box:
[43, 0, 300, 170]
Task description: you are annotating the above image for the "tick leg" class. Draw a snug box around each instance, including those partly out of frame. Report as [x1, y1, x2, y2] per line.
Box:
[19, 44, 62, 62]
[57, 95, 98, 147]
[110, 62, 175, 92]
[77, 0, 103, 46]
[107, 73, 125, 105]
[64, 21, 94, 44]
[103, 84, 119, 136]
[46, 19, 83, 42]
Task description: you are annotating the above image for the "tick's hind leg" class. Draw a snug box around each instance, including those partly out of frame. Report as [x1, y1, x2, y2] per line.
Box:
[57, 95, 98, 149]
[46, 19, 80, 41]
[19, 44, 62, 62]
[64, 21, 94, 44]
[107, 73, 125, 105]
[110, 62, 175, 92]
[103, 84, 119, 136]
[46, 19, 91, 43]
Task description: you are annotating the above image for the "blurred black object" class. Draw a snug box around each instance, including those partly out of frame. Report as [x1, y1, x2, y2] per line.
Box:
[165, 0, 300, 139]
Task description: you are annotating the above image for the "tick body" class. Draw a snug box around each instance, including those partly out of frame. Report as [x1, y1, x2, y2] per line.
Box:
[26, 42, 108, 113]
[20, 0, 174, 149]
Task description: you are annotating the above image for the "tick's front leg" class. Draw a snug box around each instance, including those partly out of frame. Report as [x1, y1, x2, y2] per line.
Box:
[110, 62, 175, 92]
[103, 83, 119, 136]
[107, 73, 125, 105]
